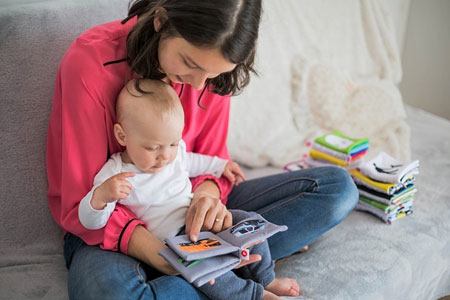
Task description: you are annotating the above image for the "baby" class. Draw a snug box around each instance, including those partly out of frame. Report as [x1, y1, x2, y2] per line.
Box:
[78, 79, 299, 300]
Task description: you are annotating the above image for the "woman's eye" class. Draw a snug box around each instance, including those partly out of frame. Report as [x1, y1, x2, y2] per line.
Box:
[171, 143, 179, 147]
[185, 63, 197, 70]
[182, 57, 198, 69]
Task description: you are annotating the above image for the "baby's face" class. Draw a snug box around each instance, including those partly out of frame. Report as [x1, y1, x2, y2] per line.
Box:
[123, 112, 184, 174]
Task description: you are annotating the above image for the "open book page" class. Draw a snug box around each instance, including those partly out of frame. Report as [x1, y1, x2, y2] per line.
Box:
[164, 231, 239, 261]
[217, 214, 288, 249]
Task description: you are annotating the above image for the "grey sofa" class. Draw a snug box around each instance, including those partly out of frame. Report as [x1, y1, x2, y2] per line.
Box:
[1, 1, 449, 300]
[1, 1, 129, 299]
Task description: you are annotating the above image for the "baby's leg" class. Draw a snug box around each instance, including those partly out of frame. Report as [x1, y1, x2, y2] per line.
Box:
[238, 239, 300, 297]
[197, 270, 264, 300]
[264, 278, 300, 297]
[229, 210, 275, 286]
[230, 210, 301, 297]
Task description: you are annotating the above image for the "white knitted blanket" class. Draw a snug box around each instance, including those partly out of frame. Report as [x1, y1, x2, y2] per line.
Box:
[228, 0, 411, 167]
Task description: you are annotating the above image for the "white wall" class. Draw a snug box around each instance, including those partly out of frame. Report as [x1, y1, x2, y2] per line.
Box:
[400, 0, 450, 120]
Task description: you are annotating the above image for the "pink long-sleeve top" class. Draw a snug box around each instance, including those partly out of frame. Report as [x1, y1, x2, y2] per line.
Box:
[46, 17, 233, 254]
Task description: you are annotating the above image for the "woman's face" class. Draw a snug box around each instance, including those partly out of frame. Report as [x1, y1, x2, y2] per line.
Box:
[158, 37, 237, 90]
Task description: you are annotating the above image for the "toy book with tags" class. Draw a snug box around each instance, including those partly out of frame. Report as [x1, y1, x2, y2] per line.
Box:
[158, 214, 287, 287]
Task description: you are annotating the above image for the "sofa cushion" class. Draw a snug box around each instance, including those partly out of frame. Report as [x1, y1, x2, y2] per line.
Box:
[0, 1, 128, 298]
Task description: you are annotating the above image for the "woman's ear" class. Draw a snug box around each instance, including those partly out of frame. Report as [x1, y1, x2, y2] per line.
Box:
[153, 8, 168, 32]
[114, 123, 127, 146]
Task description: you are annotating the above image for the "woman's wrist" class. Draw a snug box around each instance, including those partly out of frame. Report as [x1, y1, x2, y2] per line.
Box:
[193, 179, 221, 200]
[128, 225, 178, 275]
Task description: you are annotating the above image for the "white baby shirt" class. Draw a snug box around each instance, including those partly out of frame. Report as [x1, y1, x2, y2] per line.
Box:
[79, 140, 228, 240]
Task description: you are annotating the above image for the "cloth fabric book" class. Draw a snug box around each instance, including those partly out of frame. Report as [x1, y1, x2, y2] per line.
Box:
[314, 130, 369, 155]
[357, 183, 417, 205]
[349, 169, 412, 195]
[159, 214, 287, 287]
[356, 199, 413, 224]
[359, 195, 414, 214]
[311, 141, 368, 163]
[358, 151, 420, 184]
[309, 148, 348, 167]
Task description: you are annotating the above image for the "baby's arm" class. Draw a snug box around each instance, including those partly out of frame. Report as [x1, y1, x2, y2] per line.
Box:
[78, 158, 135, 230]
[90, 172, 135, 209]
[186, 152, 246, 185]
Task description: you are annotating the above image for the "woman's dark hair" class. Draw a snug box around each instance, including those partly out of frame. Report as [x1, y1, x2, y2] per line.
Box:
[122, 0, 262, 97]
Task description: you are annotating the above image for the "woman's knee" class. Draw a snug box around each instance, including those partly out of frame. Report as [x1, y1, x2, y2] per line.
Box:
[67, 245, 208, 300]
[149, 276, 209, 300]
[68, 246, 151, 300]
[318, 166, 359, 224]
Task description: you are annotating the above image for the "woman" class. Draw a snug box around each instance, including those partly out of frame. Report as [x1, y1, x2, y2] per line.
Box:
[46, 0, 358, 299]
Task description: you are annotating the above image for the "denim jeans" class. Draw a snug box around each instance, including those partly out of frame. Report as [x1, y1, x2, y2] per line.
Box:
[227, 166, 359, 260]
[64, 232, 210, 300]
[64, 166, 358, 299]
[195, 209, 275, 300]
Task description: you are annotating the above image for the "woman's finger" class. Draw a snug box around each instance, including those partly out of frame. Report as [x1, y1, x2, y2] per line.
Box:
[211, 206, 227, 232]
[234, 175, 245, 186]
[233, 167, 246, 182]
[188, 202, 209, 242]
[234, 254, 261, 269]
[222, 210, 233, 231]
[244, 239, 265, 249]
[184, 206, 194, 235]
[202, 198, 221, 231]
[184, 201, 198, 236]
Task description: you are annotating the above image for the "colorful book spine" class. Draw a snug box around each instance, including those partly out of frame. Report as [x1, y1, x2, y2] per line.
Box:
[349, 169, 399, 195]
[309, 148, 348, 167]
[314, 130, 369, 155]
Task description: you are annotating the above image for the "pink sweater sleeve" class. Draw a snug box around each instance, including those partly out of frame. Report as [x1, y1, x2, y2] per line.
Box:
[46, 46, 146, 254]
[188, 91, 234, 203]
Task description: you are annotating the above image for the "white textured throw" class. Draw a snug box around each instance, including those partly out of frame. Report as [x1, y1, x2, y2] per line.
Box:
[228, 0, 411, 167]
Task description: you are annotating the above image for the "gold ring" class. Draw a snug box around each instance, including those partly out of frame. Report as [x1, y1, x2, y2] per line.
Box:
[215, 218, 222, 222]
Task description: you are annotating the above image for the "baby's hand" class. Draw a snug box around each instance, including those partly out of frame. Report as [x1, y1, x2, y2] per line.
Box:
[91, 172, 135, 209]
[222, 161, 246, 186]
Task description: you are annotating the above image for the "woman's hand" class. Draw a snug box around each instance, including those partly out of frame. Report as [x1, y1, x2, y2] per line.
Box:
[185, 180, 232, 242]
[208, 239, 264, 285]
[128, 225, 179, 276]
[222, 161, 246, 186]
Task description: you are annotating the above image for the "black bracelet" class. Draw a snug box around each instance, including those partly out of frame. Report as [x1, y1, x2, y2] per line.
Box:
[118, 218, 137, 253]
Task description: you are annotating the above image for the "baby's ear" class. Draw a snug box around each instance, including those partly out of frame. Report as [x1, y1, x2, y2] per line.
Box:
[114, 123, 127, 146]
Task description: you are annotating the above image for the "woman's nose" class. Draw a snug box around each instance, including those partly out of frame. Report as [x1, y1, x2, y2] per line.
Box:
[189, 72, 209, 90]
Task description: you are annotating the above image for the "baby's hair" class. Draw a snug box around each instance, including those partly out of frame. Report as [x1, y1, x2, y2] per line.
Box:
[116, 79, 183, 125]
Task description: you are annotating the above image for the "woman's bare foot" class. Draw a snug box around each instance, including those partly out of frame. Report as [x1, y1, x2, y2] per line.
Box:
[274, 245, 310, 264]
[265, 277, 301, 297]
[297, 245, 309, 254]
[262, 290, 283, 300]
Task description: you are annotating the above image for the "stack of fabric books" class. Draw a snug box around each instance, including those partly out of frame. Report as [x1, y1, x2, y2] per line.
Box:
[304, 131, 370, 169]
[350, 152, 419, 224]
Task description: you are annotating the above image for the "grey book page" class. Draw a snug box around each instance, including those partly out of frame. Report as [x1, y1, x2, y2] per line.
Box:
[164, 231, 240, 261]
[217, 214, 288, 249]
[159, 247, 240, 286]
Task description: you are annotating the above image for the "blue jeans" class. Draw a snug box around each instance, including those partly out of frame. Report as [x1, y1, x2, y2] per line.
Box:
[195, 210, 275, 300]
[227, 166, 359, 260]
[64, 166, 358, 299]
[64, 232, 209, 300]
